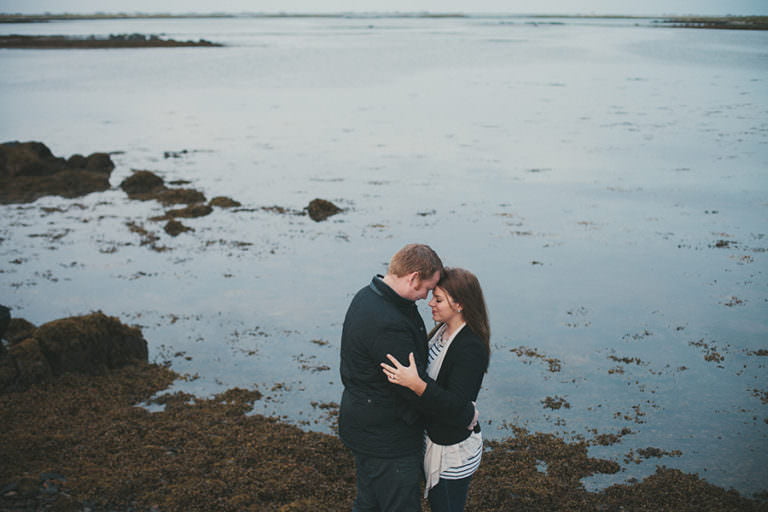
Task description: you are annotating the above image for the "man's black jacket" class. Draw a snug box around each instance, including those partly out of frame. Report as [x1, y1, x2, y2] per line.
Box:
[338, 275, 474, 458]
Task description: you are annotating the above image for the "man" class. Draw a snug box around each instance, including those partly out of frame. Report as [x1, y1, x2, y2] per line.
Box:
[339, 244, 475, 511]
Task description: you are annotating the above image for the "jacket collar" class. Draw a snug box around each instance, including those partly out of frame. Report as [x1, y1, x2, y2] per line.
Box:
[370, 274, 415, 309]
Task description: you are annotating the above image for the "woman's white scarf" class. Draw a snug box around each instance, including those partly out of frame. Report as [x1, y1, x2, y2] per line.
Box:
[423, 323, 482, 496]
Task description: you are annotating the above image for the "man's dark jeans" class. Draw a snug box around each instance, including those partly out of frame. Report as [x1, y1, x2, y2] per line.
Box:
[352, 452, 422, 512]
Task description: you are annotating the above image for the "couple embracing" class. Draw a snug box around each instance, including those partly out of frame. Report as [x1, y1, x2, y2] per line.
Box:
[339, 243, 491, 512]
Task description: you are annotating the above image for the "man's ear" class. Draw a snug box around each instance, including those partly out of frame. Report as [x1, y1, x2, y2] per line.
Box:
[407, 271, 420, 287]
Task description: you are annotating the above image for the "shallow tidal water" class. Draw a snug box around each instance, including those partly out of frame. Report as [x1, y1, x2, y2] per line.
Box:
[1, 15, 767, 496]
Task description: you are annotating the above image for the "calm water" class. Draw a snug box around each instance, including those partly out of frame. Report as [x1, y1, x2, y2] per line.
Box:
[1, 15, 766, 496]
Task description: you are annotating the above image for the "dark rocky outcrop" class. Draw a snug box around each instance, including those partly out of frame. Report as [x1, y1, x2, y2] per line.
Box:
[0, 312, 148, 393]
[209, 196, 241, 208]
[119, 169, 164, 196]
[306, 198, 342, 222]
[0, 305, 10, 340]
[0, 141, 114, 204]
[120, 169, 207, 205]
[164, 219, 193, 236]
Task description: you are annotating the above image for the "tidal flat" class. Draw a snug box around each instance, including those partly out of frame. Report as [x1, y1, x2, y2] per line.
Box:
[1, 13, 766, 503]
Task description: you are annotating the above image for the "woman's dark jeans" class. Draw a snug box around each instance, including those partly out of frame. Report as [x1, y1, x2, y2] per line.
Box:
[427, 475, 473, 512]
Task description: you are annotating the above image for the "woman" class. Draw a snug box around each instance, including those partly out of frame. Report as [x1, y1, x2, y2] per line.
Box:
[381, 267, 490, 512]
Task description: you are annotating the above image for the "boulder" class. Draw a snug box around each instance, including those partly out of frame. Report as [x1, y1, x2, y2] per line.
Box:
[164, 219, 193, 236]
[120, 170, 165, 196]
[0, 141, 115, 204]
[0, 305, 9, 340]
[120, 170, 206, 205]
[0, 312, 148, 393]
[306, 198, 342, 222]
[66, 153, 87, 168]
[0, 141, 64, 178]
[33, 312, 148, 377]
[85, 152, 114, 173]
[7, 338, 53, 389]
[4, 317, 37, 345]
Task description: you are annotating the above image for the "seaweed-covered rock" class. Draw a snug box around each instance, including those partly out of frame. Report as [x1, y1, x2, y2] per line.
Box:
[84, 152, 114, 173]
[120, 170, 206, 205]
[161, 203, 212, 219]
[34, 312, 148, 377]
[66, 153, 88, 169]
[0, 312, 148, 392]
[0, 305, 9, 340]
[0, 141, 114, 204]
[4, 317, 37, 345]
[209, 196, 241, 208]
[7, 338, 53, 390]
[0, 141, 64, 178]
[120, 170, 165, 196]
[164, 219, 193, 236]
[155, 188, 206, 206]
[306, 198, 342, 222]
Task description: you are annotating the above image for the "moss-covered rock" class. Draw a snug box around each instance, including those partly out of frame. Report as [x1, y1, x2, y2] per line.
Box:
[0, 141, 114, 203]
[0, 312, 147, 392]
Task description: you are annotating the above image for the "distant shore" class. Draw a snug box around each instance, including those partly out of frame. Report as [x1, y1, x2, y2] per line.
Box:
[0, 34, 221, 49]
[0, 13, 767, 30]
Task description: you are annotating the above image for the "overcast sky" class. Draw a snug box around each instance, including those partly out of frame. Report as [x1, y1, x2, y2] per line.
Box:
[1, 0, 767, 16]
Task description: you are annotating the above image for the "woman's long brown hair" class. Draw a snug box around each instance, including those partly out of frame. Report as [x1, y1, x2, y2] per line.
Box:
[438, 267, 491, 365]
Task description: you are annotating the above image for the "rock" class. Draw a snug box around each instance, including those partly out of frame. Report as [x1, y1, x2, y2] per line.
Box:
[120, 170, 165, 196]
[0, 141, 115, 204]
[7, 338, 53, 389]
[5, 317, 37, 345]
[209, 196, 241, 208]
[66, 154, 87, 168]
[84, 152, 114, 173]
[120, 170, 206, 205]
[7, 170, 112, 203]
[0, 312, 148, 392]
[33, 312, 148, 377]
[0, 305, 9, 340]
[0, 348, 17, 389]
[155, 188, 206, 205]
[0, 141, 64, 178]
[164, 219, 193, 236]
[161, 203, 212, 219]
[306, 198, 342, 222]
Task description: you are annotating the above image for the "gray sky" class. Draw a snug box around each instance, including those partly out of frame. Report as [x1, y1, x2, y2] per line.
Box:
[1, 0, 767, 16]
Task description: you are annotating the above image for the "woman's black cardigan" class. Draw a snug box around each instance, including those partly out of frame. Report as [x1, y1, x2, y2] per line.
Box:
[418, 325, 489, 446]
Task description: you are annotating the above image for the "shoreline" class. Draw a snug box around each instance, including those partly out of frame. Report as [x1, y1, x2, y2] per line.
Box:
[2, 311, 766, 510]
[2, 361, 767, 511]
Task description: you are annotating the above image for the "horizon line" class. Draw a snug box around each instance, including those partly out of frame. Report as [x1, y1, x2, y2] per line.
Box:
[2, 11, 766, 18]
